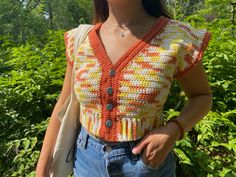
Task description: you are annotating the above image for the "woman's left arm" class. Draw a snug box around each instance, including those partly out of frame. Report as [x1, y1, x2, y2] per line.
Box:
[170, 59, 212, 134]
[132, 60, 212, 168]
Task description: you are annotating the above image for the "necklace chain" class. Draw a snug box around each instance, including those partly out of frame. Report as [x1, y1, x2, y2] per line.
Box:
[105, 20, 139, 37]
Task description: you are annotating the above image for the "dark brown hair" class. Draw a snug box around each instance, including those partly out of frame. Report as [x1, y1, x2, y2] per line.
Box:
[93, 0, 171, 24]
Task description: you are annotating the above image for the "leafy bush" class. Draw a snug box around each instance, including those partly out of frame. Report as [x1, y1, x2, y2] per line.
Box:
[0, 30, 66, 176]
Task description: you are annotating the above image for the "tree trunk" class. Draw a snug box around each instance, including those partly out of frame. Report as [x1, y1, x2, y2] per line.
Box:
[47, 0, 53, 28]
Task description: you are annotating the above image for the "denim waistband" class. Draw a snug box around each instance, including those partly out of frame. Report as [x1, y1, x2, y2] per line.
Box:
[76, 126, 143, 160]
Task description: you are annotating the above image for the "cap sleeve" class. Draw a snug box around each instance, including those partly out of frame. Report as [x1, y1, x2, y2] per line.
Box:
[64, 29, 76, 67]
[173, 21, 212, 78]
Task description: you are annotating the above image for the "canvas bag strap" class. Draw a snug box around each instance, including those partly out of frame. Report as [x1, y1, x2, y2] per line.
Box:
[73, 24, 94, 57]
[65, 24, 94, 159]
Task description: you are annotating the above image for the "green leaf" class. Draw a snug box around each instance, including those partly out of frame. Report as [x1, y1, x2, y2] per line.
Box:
[174, 148, 193, 165]
[22, 139, 30, 150]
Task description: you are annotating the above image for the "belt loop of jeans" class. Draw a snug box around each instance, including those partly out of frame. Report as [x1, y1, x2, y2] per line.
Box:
[128, 141, 139, 161]
[81, 127, 89, 149]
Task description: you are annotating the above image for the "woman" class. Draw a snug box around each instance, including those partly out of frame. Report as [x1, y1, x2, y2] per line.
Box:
[36, 0, 212, 176]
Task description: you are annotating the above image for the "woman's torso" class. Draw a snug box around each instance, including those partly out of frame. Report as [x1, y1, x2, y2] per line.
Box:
[64, 16, 211, 142]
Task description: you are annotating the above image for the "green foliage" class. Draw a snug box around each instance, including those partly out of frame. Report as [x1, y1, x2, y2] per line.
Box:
[45, 0, 93, 29]
[0, 0, 93, 43]
[0, 0, 49, 43]
[0, 30, 66, 176]
[0, 118, 49, 176]
[164, 110, 236, 177]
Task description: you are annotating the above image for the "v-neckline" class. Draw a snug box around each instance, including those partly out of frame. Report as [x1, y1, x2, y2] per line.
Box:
[88, 16, 169, 72]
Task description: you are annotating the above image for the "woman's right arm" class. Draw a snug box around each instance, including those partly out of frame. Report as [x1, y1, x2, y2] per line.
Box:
[36, 63, 73, 177]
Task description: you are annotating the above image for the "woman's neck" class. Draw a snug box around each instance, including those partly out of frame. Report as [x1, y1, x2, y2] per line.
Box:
[106, 0, 151, 26]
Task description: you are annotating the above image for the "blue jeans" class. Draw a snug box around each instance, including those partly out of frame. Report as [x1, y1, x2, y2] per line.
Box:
[73, 126, 176, 177]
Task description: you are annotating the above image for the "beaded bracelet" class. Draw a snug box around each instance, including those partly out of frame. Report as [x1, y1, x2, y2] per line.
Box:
[166, 119, 185, 140]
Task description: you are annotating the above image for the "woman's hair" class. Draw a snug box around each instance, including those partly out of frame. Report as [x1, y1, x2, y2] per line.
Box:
[93, 0, 171, 24]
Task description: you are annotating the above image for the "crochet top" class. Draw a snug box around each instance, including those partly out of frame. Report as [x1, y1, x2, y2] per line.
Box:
[64, 16, 211, 142]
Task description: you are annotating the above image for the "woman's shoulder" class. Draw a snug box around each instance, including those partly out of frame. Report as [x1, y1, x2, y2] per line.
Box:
[165, 19, 212, 78]
[64, 24, 94, 66]
[64, 24, 94, 50]
[164, 18, 211, 41]
[65, 24, 94, 37]
[64, 28, 77, 45]
[167, 19, 194, 28]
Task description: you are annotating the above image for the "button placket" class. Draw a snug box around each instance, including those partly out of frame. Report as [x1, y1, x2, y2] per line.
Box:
[104, 68, 116, 131]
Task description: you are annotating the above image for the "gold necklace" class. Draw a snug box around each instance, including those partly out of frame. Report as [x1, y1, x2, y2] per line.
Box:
[105, 20, 139, 37]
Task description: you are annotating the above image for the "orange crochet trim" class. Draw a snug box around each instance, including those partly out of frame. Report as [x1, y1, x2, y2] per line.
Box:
[88, 16, 170, 141]
[64, 32, 74, 67]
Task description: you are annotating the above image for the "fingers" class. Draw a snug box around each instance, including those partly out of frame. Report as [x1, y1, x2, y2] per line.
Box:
[149, 150, 169, 168]
[140, 143, 156, 164]
[145, 144, 156, 160]
[132, 137, 149, 154]
[132, 131, 172, 168]
[141, 148, 159, 168]
[140, 146, 148, 163]
[142, 145, 169, 169]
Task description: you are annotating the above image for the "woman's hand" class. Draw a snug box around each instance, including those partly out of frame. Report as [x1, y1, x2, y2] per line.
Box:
[132, 122, 180, 169]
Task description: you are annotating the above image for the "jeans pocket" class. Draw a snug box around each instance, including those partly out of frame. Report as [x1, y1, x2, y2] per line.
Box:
[139, 150, 172, 171]
[139, 154, 162, 170]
